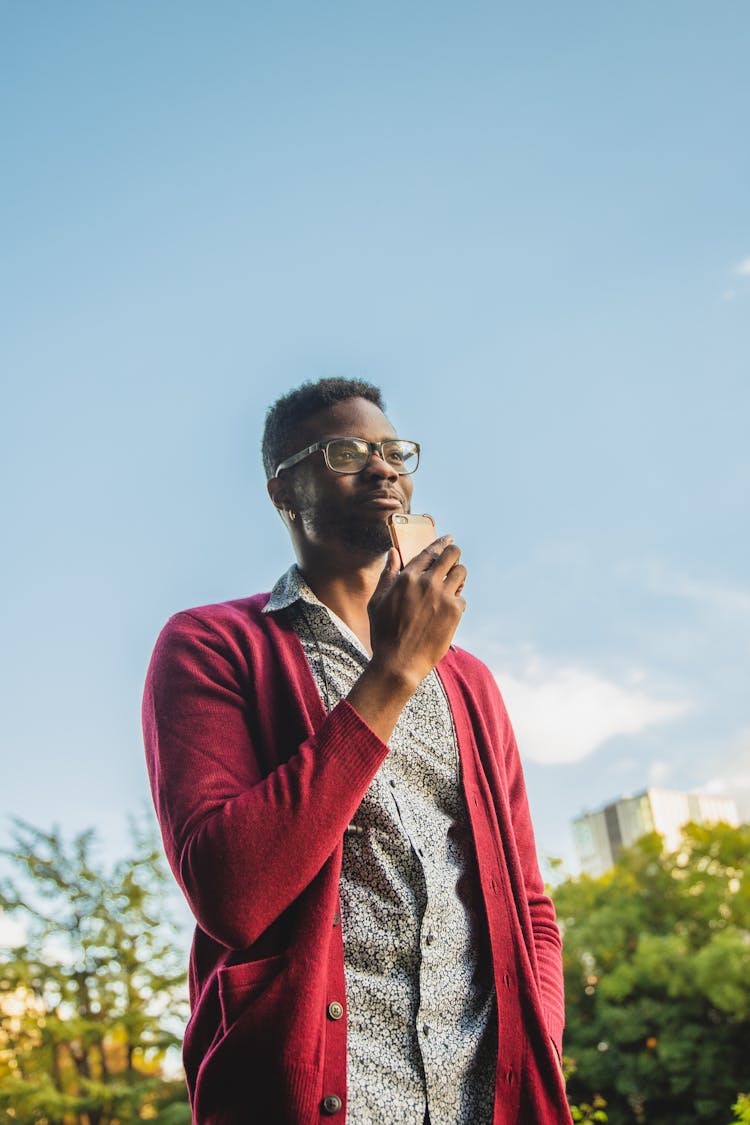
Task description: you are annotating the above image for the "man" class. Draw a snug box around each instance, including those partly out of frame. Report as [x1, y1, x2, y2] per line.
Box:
[143, 377, 573, 1125]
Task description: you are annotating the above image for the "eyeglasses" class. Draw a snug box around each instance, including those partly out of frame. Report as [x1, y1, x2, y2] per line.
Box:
[275, 437, 420, 477]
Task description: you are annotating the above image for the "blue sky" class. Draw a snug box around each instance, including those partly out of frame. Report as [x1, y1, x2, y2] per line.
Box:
[2, 2, 749, 884]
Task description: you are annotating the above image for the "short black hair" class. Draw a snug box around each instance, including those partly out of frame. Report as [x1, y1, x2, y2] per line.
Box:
[262, 376, 385, 479]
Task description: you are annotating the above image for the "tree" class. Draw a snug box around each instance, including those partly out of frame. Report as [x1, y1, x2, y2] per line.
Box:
[554, 822, 750, 1125]
[0, 818, 191, 1125]
[729, 1094, 750, 1125]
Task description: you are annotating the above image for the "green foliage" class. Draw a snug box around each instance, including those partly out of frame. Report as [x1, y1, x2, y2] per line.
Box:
[565, 1055, 609, 1121]
[729, 1094, 750, 1124]
[0, 818, 190, 1125]
[570, 1100, 609, 1124]
[555, 822, 750, 1125]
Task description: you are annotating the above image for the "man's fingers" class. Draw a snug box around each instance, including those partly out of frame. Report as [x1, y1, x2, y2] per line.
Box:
[410, 536, 459, 575]
[425, 543, 463, 580]
[444, 563, 467, 597]
[375, 548, 400, 592]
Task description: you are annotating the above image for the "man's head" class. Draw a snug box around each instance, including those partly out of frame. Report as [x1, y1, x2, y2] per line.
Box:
[263, 377, 416, 561]
[261, 377, 386, 481]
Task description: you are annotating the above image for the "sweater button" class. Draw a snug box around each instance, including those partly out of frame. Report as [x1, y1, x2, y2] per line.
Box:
[327, 1001, 344, 1020]
[322, 1094, 343, 1114]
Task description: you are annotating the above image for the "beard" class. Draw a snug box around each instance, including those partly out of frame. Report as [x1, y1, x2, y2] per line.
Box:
[337, 517, 393, 556]
[302, 508, 393, 557]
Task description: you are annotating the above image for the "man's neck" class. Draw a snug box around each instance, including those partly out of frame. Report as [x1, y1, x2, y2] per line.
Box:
[297, 552, 385, 654]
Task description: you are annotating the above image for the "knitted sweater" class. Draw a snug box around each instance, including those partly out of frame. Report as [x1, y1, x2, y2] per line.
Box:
[142, 594, 573, 1125]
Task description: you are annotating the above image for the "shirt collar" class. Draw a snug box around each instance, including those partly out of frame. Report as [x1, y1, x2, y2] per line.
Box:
[263, 564, 321, 614]
[263, 564, 369, 658]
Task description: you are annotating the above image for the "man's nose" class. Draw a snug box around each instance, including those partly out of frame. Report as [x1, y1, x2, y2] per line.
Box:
[362, 449, 398, 479]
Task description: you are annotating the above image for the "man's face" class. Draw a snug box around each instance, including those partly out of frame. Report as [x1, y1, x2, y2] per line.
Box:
[278, 397, 415, 557]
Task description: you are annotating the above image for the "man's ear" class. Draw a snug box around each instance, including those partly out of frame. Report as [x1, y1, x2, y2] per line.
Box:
[267, 475, 291, 514]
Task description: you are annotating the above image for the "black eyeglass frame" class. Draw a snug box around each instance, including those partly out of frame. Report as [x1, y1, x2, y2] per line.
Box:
[274, 437, 420, 477]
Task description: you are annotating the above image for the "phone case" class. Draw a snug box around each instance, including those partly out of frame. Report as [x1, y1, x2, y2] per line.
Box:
[387, 513, 437, 567]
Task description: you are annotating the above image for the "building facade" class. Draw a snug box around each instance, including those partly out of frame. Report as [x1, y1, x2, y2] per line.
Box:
[572, 788, 740, 877]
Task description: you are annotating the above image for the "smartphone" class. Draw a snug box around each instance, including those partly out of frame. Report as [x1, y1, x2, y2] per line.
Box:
[387, 513, 437, 567]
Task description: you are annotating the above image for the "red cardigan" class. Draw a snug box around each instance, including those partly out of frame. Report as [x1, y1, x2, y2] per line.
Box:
[142, 594, 573, 1124]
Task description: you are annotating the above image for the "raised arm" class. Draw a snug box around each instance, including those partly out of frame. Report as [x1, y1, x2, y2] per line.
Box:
[143, 541, 468, 953]
[143, 609, 390, 950]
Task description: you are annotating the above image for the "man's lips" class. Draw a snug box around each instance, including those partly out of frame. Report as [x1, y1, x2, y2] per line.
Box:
[358, 491, 404, 510]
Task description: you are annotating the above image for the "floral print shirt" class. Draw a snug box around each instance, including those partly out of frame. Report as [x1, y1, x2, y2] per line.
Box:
[265, 567, 496, 1125]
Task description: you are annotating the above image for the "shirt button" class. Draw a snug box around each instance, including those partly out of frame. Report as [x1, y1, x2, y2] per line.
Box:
[389, 779, 396, 788]
[332, 911, 341, 927]
[327, 1001, 344, 1020]
[424, 933, 434, 945]
[322, 1094, 343, 1114]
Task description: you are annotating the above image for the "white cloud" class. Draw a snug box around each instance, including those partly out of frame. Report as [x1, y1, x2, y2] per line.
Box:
[0, 913, 26, 948]
[701, 774, 750, 798]
[699, 727, 750, 819]
[494, 658, 688, 765]
[669, 576, 750, 615]
[648, 759, 672, 787]
[735, 257, 750, 277]
[637, 562, 750, 616]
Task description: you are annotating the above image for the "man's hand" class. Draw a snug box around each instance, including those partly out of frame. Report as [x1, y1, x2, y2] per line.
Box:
[346, 537, 467, 743]
[369, 537, 467, 689]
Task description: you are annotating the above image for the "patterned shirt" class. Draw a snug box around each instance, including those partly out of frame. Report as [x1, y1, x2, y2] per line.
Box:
[264, 566, 497, 1125]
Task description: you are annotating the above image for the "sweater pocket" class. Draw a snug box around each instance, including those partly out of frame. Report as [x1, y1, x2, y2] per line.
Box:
[209, 955, 323, 1123]
[218, 953, 287, 1032]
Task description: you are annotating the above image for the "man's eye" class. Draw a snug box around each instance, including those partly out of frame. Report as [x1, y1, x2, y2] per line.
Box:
[386, 449, 405, 464]
[331, 442, 361, 463]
